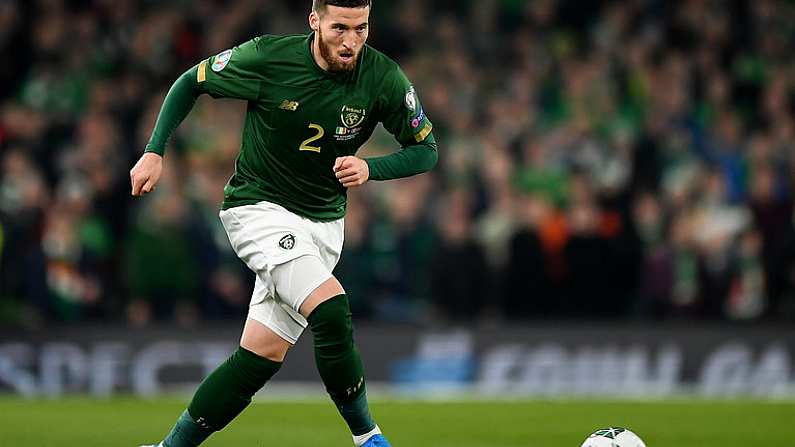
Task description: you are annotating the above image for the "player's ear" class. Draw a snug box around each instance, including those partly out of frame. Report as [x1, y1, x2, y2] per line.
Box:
[309, 11, 319, 31]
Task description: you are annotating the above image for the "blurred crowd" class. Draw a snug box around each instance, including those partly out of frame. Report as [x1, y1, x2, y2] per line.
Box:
[1, 0, 794, 328]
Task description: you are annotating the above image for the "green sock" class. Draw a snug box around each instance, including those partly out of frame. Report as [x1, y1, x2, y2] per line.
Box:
[335, 386, 375, 436]
[161, 410, 210, 447]
[308, 294, 376, 436]
[161, 347, 282, 447]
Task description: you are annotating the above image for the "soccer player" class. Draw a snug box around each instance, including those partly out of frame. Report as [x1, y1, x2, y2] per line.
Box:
[131, 1, 436, 446]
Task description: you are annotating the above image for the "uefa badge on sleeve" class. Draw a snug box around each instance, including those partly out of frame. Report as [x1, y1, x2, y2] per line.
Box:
[405, 86, 417, 112]
[411, 108, 425, 128]
[212, 49, 233, 72]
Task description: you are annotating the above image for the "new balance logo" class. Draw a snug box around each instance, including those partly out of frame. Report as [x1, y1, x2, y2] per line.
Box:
[279, 100, 299, 111]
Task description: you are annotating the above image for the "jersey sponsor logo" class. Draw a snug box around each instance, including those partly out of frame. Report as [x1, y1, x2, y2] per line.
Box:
[340, 105, 366, 129]
[411, 107, 425, 128]
[405, 86, 417, 112]
[279, 100, 300, 111]
[278, 234, 295, 250]
[211, 49, 233, 72]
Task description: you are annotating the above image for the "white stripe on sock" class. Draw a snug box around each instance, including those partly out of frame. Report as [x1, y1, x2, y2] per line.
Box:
[352, 425, 381, 446]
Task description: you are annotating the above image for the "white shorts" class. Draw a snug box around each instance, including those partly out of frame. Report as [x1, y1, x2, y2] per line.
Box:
[219, 201, 344, 344]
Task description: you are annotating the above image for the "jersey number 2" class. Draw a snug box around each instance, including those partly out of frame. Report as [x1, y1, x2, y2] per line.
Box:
[299, 124, 324, 153]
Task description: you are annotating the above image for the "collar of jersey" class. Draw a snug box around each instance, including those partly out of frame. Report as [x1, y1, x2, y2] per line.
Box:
[304, 32, 359, 82]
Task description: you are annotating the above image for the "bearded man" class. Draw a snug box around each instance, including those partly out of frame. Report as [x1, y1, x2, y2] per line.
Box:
[132, 1, 437, 446]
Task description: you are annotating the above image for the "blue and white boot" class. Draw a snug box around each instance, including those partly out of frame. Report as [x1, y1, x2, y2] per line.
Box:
[355, 426, 391, 447]
[361, 434, 391, 446]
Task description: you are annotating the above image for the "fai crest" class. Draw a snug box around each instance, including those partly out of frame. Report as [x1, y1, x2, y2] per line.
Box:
[278, 234, 295, 250]
[340, 105, 366, 129]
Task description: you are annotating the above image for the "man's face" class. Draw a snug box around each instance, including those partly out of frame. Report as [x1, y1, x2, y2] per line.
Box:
[311, 5, 370, 73]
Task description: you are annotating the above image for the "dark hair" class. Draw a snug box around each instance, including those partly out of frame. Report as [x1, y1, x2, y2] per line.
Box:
[312, 0, 371, 13]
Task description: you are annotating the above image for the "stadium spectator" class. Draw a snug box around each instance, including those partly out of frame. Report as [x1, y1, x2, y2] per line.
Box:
[0, 0, 793, 325]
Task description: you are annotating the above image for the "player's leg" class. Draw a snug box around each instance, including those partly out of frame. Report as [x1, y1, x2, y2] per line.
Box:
[141, 204, 318, 447]
[153, 328, 287, 446]
[303, 286, 385, 446]
[274, 255, 382, 446]
[150, 277, 290, 447]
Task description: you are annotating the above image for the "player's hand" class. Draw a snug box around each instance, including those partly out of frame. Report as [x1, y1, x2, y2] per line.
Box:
[130, 152, 163, 196]
[333, 156, 369, 188]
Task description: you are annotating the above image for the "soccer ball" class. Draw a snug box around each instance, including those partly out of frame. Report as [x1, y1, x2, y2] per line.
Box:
[580, 427, 646, 447]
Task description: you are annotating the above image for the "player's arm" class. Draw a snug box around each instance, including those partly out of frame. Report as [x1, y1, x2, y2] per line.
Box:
[129, 65, 199, 196]
[131, 39, 267, 196]
[366, 67, 438, 181]
[365, 133, 438, 181]
[143, 66, 203, 157]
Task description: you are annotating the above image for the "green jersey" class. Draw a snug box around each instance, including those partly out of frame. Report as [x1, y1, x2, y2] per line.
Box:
[147, 33, 437, 221]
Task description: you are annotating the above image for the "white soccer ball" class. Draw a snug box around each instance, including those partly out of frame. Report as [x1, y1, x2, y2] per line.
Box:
[580, 427, 646, 447]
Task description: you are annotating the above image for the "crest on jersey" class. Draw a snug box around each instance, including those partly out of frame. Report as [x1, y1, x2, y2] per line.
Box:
[278, 234, 295, 250]
[212, 49, 233, 72]
[340, 105, 366, 129]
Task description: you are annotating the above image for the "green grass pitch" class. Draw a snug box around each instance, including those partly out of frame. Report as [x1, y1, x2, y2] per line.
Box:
[2, 397, 793, 446]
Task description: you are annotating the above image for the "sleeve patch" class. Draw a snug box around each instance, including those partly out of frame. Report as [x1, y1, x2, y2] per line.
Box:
[415, 122, 432, 143]
[211, 49, 233, 72]
[410, 108, 425, 128]
[405, 86, 417, 112]
[197, 60, 207, 82]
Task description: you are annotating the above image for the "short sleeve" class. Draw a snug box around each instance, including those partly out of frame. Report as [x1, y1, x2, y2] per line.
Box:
[380, 67, 433, 147]
[198, 37, 267, 101]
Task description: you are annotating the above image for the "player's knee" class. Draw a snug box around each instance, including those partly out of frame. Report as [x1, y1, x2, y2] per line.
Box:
[308, 294, 353, 355]
[241, 339, 288, 362]
[240, 318, 292, 362]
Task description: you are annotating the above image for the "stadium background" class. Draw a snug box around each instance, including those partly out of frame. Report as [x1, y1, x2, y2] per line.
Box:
[0, 0, 794, 445]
